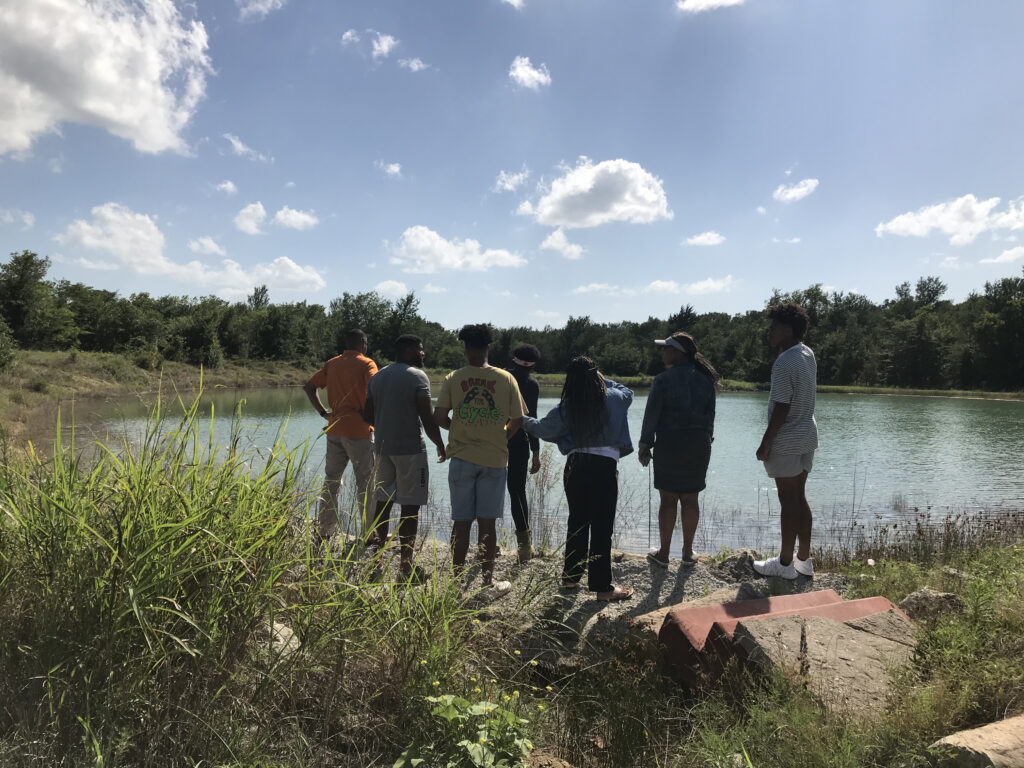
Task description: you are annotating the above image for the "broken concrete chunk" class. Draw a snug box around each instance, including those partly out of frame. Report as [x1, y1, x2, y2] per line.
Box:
[930, 713, 1024, 767]
[900, 588, 965, 622]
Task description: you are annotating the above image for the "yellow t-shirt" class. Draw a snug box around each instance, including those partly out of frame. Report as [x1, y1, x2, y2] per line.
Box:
[436, 366, 526, 469]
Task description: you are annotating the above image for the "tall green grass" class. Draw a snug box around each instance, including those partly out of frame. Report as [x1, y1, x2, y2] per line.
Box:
[0, 391, 492, 766]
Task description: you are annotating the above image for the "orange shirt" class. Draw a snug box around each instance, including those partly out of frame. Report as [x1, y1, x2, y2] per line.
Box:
[309, 351, 378, 438]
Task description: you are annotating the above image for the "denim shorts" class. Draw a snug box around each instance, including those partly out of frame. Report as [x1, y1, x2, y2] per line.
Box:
[448, 458, 507, 522]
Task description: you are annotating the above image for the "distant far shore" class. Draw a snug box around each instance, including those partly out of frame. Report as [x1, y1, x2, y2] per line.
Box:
[2, 350, 1021, 442]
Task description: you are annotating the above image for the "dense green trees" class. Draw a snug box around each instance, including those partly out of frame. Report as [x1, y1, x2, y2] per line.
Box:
[1, 250, 1022, 390]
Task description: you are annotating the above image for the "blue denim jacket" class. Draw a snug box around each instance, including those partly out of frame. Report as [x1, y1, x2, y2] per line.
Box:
[521, 379, 634, 458]
[639, 363, 716, 448]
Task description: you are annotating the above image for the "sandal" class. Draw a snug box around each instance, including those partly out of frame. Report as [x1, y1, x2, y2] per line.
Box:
[596, 586, 633, 602]
[646, 549, 669, 568]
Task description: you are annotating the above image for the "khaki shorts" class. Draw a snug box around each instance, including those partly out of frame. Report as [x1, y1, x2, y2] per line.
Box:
[763, 451, 814, 479]
[375, 452, 429, 506]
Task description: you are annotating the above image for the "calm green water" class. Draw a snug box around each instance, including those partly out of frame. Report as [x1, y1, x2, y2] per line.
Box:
[79, 387, 1024, 556]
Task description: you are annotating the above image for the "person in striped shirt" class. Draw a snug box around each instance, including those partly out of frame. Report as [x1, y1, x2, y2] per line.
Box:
[753, 302, 818, 580]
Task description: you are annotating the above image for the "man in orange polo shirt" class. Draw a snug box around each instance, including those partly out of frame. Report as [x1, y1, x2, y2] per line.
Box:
[303, 329, 378, 540]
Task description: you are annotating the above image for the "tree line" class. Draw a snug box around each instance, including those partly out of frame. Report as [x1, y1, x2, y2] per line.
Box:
[1, 250, 1022, 390]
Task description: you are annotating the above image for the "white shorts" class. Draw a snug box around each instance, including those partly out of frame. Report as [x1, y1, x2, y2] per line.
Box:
[375, 452, 429, 506]
[763, 451, 814, 479]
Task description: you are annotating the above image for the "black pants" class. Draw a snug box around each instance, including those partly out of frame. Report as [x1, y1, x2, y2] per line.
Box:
[562, 453, 617, 592]
[507, 436, 530, 533]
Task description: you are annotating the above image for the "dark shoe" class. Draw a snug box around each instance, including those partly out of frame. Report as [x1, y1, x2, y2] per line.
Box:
[646, 549, 669, 568]
[516, 529, 533, 564]
[399, 565, 429, 586]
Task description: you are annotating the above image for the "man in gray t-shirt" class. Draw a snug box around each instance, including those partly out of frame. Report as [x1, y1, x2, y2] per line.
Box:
[363, 335, 446, 581]
[754, 302, 818, 581]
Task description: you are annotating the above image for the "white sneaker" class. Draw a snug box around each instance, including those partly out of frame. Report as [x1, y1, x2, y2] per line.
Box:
[753, 556, 797, 579]
[794, 556, 814, 578]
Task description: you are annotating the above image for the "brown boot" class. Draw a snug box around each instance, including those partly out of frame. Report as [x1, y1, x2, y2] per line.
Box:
[516, 529, 533, 564]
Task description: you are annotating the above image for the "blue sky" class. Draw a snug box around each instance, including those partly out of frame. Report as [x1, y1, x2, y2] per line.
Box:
[2, 0, 1024, 329]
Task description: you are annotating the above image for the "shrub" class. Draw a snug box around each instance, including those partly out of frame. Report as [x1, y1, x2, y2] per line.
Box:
[0, 319, 15, 372]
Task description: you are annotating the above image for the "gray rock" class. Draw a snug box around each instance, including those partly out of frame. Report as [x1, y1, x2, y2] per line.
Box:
[900, 588, 965, 621]
[712, 548, 763, 582]
[844, 609, 917, 647]
[732, 613, 915, 719]
[259, 620, 300, 658]
[526, 751, 575, 768]
[930, 713, 1024, 767]
[801, 615, 915, 718]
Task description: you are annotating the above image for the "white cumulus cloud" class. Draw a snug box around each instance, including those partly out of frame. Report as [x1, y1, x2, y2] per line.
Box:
[773, 178, 819, 203]
[234, 202, 267, 235]
[493, 167, 530, 193]
[56, 202, 324, 298]
[273, 206, 318, 230]
[372, 32, 399, 60]
[236, 0, 286, 21]
[375, 160, 402, 177]
[540, 229, 584, 260]
[399, 58, 428, 72]
[216, 180, 238, 195]
[375, 280, 408, 297]
[502, 0, 525, 8]
[523, 157, 672, 229]
[875, 194, 1024, 246]
[223, 133, 272, 163]
[572, 283, 618, 295]
[391, 225, 526, 273]
[340, 29, 360, 45]
[0, 208, 35, 229]
[686, 231, 725, 246]
[188, 236, 225, 256]
[509, 56, 551, 90]
[677, 0, 744, 12]
[0, 0, 210, 156]
[980, 246, 1024, 265]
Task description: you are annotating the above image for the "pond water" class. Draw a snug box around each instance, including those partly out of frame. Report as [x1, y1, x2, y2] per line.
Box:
[76, 386, 1024, 557]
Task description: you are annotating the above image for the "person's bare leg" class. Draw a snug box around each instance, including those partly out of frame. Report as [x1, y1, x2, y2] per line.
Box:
[478, 518, 498, 585]
[653, 491, 679, 560]
[795, 471, 812, 561]
[452, 520, 473, 571]
[680, 492, 700, 558]
[775, 476, 801, 565]
[397, 504, 420, 575]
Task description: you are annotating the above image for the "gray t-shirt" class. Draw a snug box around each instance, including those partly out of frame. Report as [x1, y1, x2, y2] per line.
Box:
[367, 363, 431, 455]
[767, 343, 818, 455]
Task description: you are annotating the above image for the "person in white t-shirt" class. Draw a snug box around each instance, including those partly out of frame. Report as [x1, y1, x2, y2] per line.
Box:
[754, 302, 818, 580]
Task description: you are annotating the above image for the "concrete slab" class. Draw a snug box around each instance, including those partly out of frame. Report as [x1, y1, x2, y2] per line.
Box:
[930, 713, 1024, 767]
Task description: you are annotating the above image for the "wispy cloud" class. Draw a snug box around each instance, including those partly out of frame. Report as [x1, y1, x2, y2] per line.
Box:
[686, 231, 725, 246]
[773, 178, 819, 203]
[644, 276, 735, 295]
[572, 283, 618, 295]
[375, 280, 408, 297]
[980, 246, 1024, 265]
[215, 180, 238, 195]
[676, 0, 744, 12]
[237, 0, 286, 22]
[375, 160, 402, 178]
[399, 58, 428, 72]
[493, 166, 530, 193]
[0, 208, 35, 230]
[223, 133, 272, 163]
[772, 236, 801, 244]
[187, 236, 225, 256]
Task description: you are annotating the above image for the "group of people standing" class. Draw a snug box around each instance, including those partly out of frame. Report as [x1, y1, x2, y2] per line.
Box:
[304, 301, 819, 602]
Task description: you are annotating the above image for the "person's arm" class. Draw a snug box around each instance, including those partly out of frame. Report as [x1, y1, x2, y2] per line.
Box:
[523, 404, 569, 443]
[417, 393, 447, 462]
[362, 393, 375, 426]
[757, 402, 789, 460]
[505, 416, 522, 441]
[604, 377, 634, 406]
[302, 379, 330, 421]
[525, 379, 541, 471]
[637, 377, 663, 465]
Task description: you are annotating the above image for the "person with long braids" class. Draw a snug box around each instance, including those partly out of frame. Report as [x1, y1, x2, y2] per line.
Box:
[521, 356, 634, 601]
[638, 332, 720, 569]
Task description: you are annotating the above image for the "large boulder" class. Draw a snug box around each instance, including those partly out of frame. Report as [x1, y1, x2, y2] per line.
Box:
[930, 713, 1024, 767]
[899, 588, 965, 622]
[732, 611, 916, 718]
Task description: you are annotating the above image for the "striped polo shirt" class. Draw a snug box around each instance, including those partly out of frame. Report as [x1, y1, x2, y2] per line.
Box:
[767, 342, 818, 455]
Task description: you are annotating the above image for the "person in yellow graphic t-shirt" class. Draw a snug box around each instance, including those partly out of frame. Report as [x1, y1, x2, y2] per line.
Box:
[434, 323, 526, 599]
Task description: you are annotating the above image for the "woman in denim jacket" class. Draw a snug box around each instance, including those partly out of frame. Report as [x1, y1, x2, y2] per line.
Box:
[638, 332, 720, 569]
[521, 355, 634, 601]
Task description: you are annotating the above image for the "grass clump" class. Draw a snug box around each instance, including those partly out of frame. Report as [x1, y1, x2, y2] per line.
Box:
[0, 392, 493, 766]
